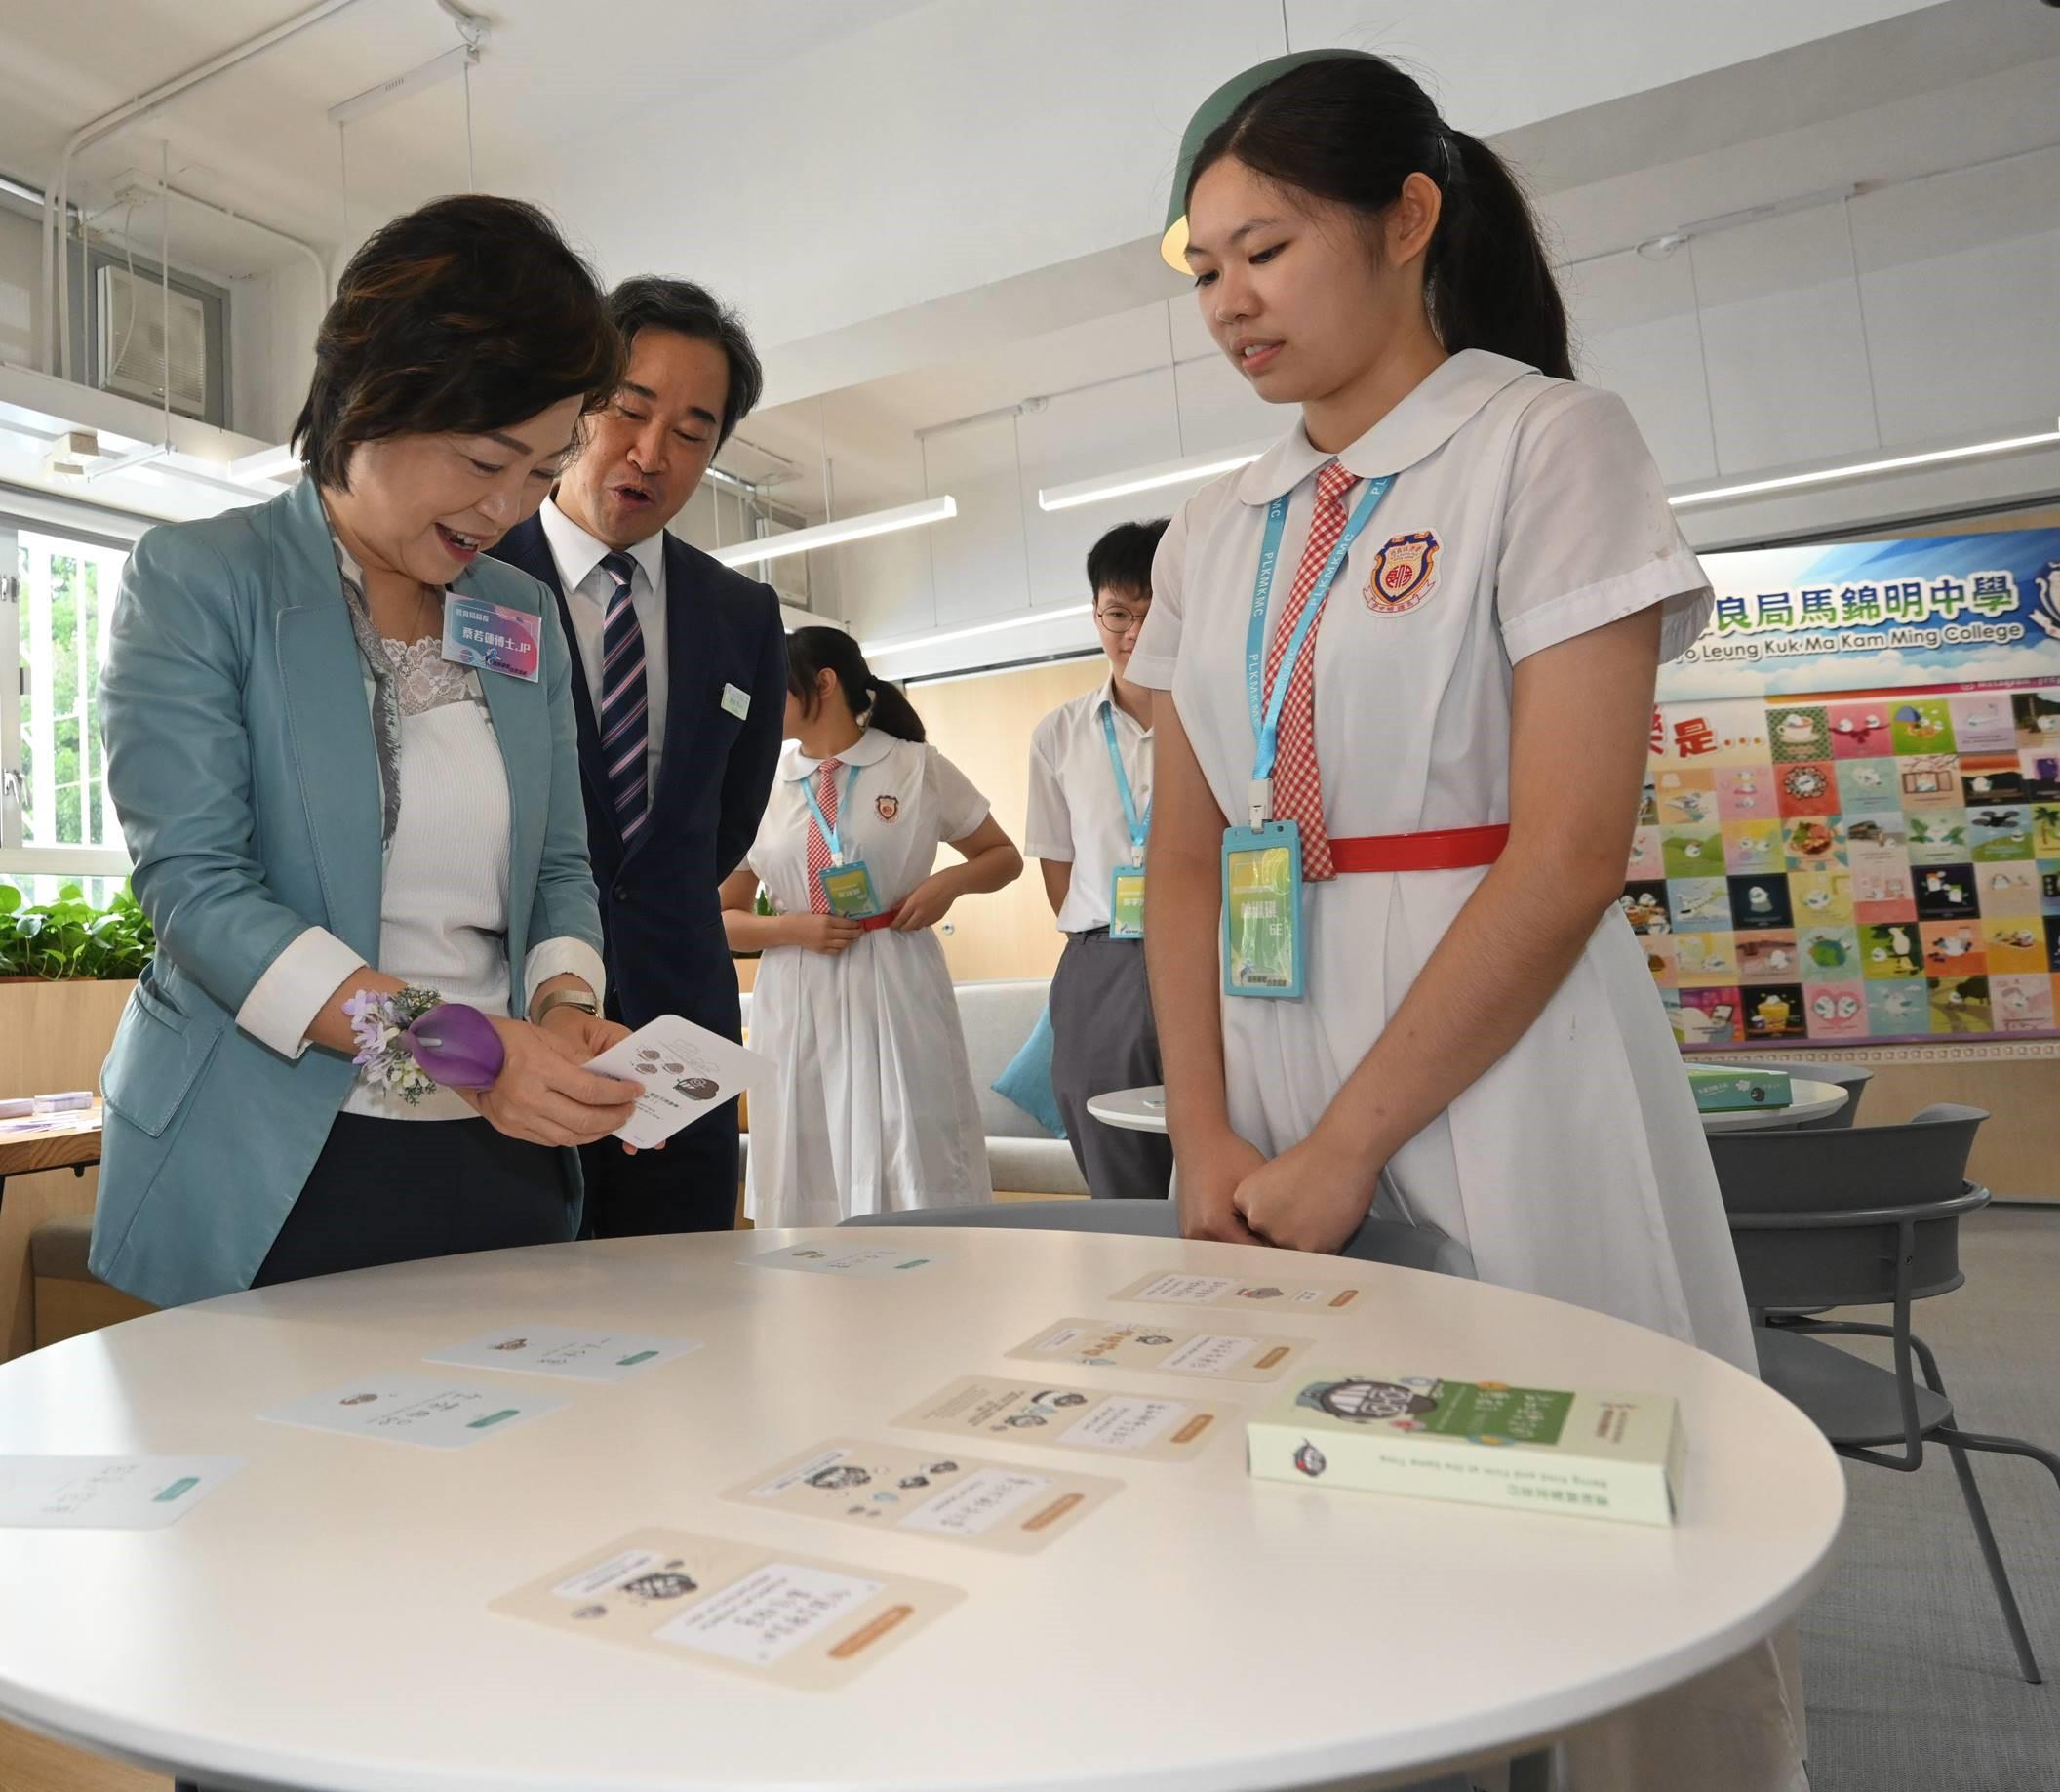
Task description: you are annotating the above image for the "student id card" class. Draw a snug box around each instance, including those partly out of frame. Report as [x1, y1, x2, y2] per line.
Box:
[1108, 866, 1146, 940]
[819, 860, 884, 918]
[1223, 821, 1303, 998]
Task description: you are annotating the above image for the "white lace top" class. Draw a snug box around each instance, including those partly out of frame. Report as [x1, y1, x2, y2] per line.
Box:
[380, 634, 478, 715]
[342, 631, 514, 1123]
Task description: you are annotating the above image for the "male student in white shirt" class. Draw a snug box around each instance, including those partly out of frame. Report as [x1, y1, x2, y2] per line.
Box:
[1024, 520, 1173, 1198]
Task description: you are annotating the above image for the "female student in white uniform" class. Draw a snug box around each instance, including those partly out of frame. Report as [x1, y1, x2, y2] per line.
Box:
[1131, 53, 1801, 1790]
[720, 627, 1022, 1226]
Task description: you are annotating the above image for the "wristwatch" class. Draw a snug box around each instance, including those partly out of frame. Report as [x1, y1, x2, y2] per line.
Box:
[535, 986, 601, 1023]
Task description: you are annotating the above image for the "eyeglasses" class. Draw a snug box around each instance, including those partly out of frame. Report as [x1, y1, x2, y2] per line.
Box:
[1095, 603, 1150, 636]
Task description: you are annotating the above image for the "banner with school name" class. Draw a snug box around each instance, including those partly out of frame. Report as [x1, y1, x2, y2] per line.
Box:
[1623, 529, 2060, 1051]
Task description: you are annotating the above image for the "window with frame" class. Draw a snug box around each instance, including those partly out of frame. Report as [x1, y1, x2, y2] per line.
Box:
[2, 520, 134, 910]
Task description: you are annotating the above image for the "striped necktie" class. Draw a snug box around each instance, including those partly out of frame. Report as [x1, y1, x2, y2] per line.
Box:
[598, 550, 649, 844]
[1263, 459, 1359, 881]
[805, 757, 844, 915]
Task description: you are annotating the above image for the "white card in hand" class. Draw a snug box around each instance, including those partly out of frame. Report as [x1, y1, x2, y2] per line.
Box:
[426, 1325, 701, 1382]
[260, 1377, 567, 1449]
[0, 1455, 243, 1529]
[585, 1015, 772, 1151]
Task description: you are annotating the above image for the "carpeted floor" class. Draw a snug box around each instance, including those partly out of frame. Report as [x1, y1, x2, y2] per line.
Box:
[1798, 1206, 2060, 1792]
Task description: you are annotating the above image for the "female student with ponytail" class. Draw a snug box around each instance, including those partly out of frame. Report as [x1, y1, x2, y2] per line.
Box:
[1131, 53, 1803, 1789]
[720, 627, 1022, 1226]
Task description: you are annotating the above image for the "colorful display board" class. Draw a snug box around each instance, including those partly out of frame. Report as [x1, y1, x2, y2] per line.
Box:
[1624, 531, 2060, 1050]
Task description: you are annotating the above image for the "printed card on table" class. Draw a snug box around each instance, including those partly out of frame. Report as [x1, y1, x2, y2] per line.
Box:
[1007, 1316, 1308, 1383]
[259, 1376, 567, 1449]
[0, 1455, 243, 1530]
[894, 1375, 1227, 1461]
[746, 1242, 938, 1278]
[426, 1325, 702, 1383]
[1109, 1269, 1366, 1315]
[723, 1439, 1115, 1553]
[584, 1015, 772, 1151]
[494, 1529, 960, 1690]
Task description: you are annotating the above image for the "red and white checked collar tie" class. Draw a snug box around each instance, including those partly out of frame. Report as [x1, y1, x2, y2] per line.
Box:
[804, 757, 844, 914]
[1262, 459, 1359, 881]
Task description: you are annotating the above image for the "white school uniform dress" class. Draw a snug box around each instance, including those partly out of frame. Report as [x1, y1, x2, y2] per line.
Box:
[1128, 349, 1756, 1377]
[743, 727, 996, 1227]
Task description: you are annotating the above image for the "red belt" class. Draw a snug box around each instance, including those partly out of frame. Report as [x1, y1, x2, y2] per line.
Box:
[1328, 824, 1509, 873]
[856, 906, 903, 932]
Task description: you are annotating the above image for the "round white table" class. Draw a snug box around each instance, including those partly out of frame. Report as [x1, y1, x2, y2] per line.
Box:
[1085, 1084, 1169, 1134]
[0, 1230, 1844, 1792]
[1090, 1082, 1850, 1135]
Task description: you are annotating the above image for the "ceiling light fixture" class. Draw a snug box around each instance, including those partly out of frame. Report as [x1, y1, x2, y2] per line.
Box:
[1037, 442, 1271, 512]
[1670, 423, 2060, 508]
[709, 496, 959, 570]
[862, 602, 1093, 660]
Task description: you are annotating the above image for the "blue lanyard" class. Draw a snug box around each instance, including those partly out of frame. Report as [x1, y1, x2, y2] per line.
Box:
[800, 762, 863, 866]
[1099, 700, 1149, 866]
[1244, 472, 1395, 822]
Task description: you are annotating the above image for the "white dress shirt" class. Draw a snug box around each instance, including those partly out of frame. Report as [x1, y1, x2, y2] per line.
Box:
[1024, 675, 1155, 934]
[538, 495, 670, 797]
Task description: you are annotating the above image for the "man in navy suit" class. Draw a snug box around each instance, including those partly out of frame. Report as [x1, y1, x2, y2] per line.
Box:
[491, 278, 786, 1234]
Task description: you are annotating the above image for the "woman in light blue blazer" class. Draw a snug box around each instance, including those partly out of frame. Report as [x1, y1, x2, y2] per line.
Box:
[95, 196, 646, 1307]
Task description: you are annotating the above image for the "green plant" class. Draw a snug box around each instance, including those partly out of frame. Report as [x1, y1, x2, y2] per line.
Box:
[0, 883, 154, 980]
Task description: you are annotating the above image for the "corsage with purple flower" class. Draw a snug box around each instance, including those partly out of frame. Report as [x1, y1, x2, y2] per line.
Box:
[344, 986, 506, 1103]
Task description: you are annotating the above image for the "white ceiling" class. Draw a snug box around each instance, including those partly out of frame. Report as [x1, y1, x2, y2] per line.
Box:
[733, 0, 2060, 521]
[0, 0, 933, 278]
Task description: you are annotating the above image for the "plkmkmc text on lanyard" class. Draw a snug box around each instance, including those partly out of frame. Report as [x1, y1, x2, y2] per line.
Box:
[803, 762, 885, 919]
[1100, 700, 1150, 939]
[1224, 473, 1395, 999]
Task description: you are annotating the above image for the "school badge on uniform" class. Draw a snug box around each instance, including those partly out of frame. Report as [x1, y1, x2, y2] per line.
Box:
[875, 794, 900, 822]
[1366, 531, 1440, 614]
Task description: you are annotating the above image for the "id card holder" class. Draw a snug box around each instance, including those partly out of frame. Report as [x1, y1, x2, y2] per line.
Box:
[1222, 822, 1303, 999]
[819, 860, 883, 919]
[1108, 866, 1146, 940]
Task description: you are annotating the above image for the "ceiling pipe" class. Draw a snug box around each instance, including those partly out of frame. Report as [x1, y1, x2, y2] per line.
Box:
[44, 0, 365, 379]
[108, 174, 331, 300]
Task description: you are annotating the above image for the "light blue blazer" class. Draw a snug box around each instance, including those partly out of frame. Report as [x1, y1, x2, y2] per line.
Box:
[92, 477, 604, 1307]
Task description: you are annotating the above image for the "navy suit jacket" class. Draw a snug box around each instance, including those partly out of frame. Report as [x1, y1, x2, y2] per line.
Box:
[490, 515, 787, 1045]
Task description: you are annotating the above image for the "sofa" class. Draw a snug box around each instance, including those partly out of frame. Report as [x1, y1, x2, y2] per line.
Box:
[738, 976, 1088, 1199]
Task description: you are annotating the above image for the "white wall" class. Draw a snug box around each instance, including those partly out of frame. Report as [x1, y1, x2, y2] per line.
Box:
[1577, 142, 2060, 488]
[823, 139, 2060, 676]
[0, 208, 41, 372]
[228, 257, 325, 447]
[534, 0, 1937, 387]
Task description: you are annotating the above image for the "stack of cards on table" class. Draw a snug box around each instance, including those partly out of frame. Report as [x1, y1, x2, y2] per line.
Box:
[1248, 1372, 1686, 1526]
[585, 1015, 772, 1150]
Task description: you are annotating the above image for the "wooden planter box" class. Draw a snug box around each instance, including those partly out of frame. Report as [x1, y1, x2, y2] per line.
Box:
[0, 977, 136, 1359]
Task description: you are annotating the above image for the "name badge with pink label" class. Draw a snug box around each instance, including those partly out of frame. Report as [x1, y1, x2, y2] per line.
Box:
[442, 597, 541, 683]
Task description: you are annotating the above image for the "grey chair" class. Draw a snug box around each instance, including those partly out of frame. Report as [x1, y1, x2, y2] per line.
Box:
[1710, 1104, 2060, 1683]
[843, 1197, 1477, 1277]
[1692, 1056, 1874, 1129]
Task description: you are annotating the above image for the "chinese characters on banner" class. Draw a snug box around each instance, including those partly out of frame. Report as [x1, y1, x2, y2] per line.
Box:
[1623, 531, 2060, 1050]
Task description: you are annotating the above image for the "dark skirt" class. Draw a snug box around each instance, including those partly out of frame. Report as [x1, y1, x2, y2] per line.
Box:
[253, 1111, 575, 1288]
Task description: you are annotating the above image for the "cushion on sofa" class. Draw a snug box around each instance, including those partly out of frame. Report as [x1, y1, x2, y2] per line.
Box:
[990, 1003, 1065, 1138]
